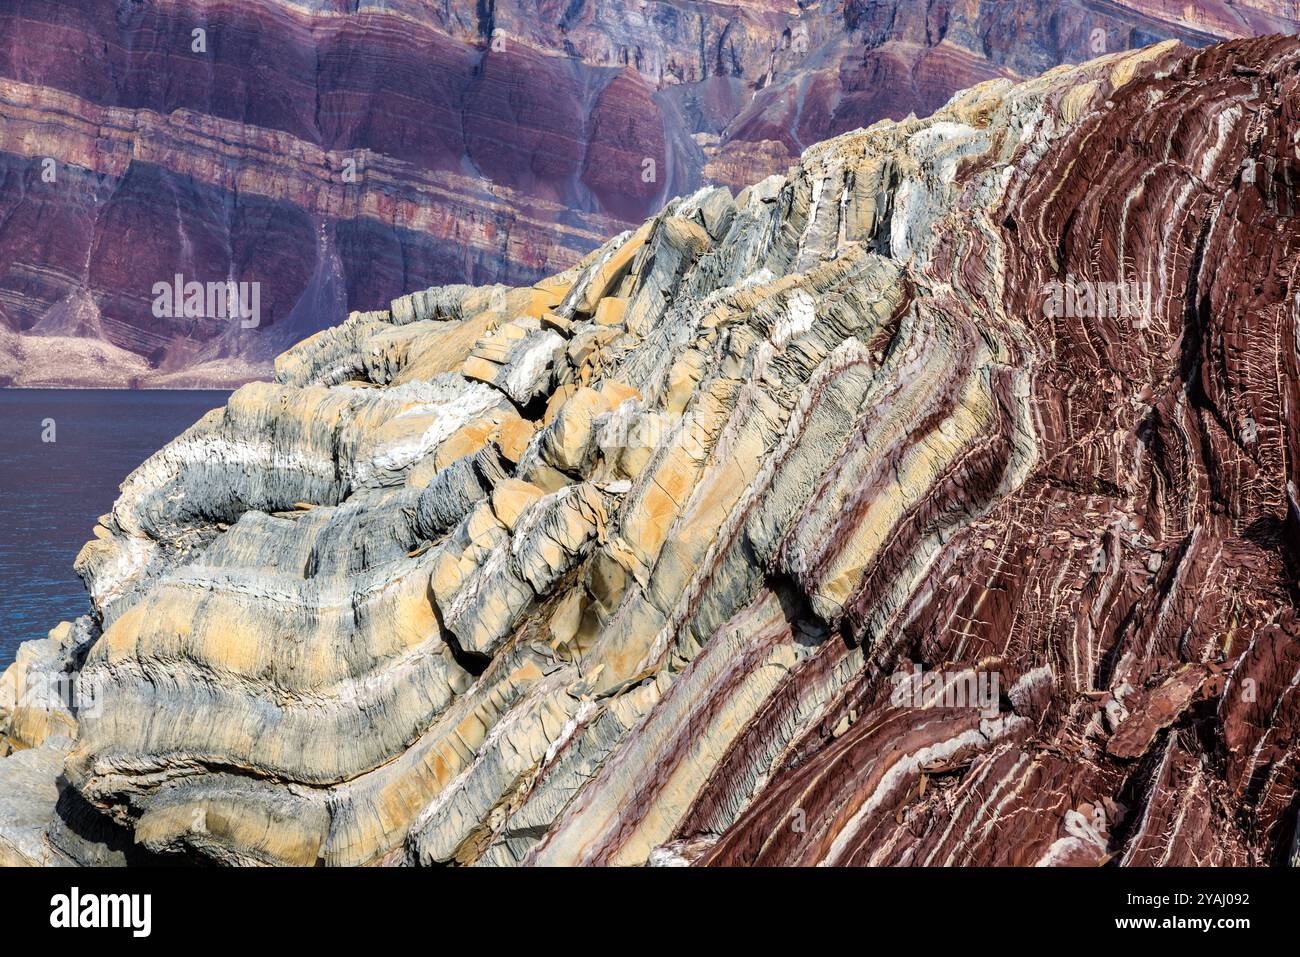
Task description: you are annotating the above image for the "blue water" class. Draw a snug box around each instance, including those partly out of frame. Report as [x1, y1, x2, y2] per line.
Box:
[0, 390, 231, 668]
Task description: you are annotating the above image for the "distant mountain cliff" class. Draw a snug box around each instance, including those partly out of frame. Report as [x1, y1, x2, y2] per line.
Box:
[3, 35, 1299, 867]
[2, 0, 1298, 386]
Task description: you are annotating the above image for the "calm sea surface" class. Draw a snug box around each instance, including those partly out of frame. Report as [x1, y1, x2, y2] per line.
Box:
[0, 389, 230, 668]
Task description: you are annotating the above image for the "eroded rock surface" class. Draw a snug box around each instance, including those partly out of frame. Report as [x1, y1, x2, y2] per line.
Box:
[3, 36, 1300, 867]
[4, 1, 1300, 385]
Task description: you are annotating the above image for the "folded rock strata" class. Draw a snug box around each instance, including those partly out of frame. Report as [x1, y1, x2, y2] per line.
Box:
[5, 1, 1300, 386]
[3, 35, 1300, 867]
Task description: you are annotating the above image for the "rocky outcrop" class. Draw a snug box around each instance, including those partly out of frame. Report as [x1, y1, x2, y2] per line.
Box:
[3, 1, 1300, 386]
[3, 34, 1300, 867]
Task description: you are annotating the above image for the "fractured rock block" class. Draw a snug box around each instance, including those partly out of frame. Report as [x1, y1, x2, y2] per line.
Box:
[463, 319, 566, 406]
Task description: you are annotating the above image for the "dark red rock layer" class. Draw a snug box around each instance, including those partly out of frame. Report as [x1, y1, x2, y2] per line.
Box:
[692, 35, 1300, 867]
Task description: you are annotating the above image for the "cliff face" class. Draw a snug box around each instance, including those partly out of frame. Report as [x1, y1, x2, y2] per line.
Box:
[4, 34, 1300, 867]
[3, 1, 1299, 386]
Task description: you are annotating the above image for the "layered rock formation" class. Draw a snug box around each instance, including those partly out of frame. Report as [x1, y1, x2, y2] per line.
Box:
[4, 34, 1300, 867]
[3, 1, 1300, 386]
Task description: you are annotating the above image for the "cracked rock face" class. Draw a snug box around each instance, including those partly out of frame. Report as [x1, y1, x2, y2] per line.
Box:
[3, 36, 1300, 867]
